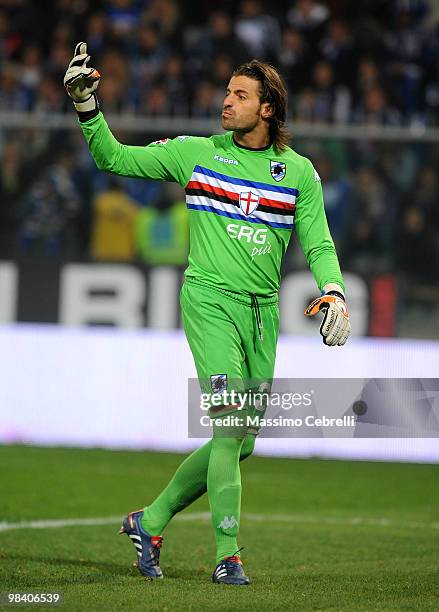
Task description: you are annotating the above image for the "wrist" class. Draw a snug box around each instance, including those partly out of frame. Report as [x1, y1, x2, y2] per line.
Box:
[325, 290, 345, 301]
[74, 94, 100, 122]
[322, 283, 345, 300]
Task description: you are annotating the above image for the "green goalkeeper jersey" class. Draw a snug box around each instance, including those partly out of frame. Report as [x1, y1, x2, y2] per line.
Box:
[80, 112, 344, 297]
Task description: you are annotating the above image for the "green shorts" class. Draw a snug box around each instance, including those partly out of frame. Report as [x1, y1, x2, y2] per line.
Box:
[180, 277, 279, 434]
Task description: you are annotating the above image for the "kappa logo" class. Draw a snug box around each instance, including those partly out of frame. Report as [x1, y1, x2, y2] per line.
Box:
[270, 160, 286, 182]
[218, 515, 239, 530]
[214, 154, 239, 166]
[239, 191, 260, 215]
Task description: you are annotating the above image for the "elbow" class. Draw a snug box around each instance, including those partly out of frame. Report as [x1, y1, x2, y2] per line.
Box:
[95, 156, 113, 173]
[94, 144, 123, 173]
[307, 241, 336, 266]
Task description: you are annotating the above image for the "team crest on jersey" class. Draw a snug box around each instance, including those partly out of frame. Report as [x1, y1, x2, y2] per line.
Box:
[210, 374, 227, 393]
[152, 138, 169, 145]
[270, 160, 286, 182]
[239, 191, 260, 215]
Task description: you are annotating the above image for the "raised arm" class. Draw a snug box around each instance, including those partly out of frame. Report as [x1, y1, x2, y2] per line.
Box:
[78, 113, 185, 183]
[63, 42, 190, 185]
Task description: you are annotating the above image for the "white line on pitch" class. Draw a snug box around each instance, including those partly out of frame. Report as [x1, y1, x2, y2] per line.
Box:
[0, 512, 438, 533]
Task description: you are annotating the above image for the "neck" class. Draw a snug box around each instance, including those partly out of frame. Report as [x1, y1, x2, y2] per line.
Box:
[233, 125, 271, 150]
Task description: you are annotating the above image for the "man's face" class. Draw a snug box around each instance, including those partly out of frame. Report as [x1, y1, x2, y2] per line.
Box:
[221, 75, 270, 132]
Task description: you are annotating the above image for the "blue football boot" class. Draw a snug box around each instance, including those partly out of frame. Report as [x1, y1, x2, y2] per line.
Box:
[212, 549, 250, 585]
[119, 509, 163, 579]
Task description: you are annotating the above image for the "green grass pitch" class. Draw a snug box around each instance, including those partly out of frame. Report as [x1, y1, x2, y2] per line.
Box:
[0, 445, 438, 611]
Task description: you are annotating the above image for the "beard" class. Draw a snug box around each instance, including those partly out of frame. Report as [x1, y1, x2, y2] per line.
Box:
[221, 114, 259, 133]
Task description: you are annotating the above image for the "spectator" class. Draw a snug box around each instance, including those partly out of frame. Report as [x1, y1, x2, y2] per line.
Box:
[133, 24, 170, 94]
[397, 206, 439, 282]
[33, 76, 66, 114]
[287, 0, 329, 58]
[207, 11, 249, 66]
[212, 54, 234, 90]
[342, 166, 395, 272]
[294, 87, 318, 122]
[20, 152, 81, 256]
[135, 183, 189, 265]
[354, 57, 382, 105]
[235, 0, 281, 62]
[423, 56, 439, 124]
[313, 61, 351, 123]
[139, 84, 172, 116]
[0, 10, 21, 60]
[0, 140, 27, 256]
[85, 12, 110, 56]
[191, 81, 220, 118]
[51, 22, 75, 48]
[19, 46, 42, 108]
[402, 166, 439, 229]
[353, 86, 401, 125]
[100, 76, 127, 113]
[278, 27, 310, 91]
[99, 49, 132, 112]
[0, 64, 28, 111]
[293, 62, 351, 123]
[159, 56, 189, 115]
[314, 153, 351, 245]
[319, 19, 356, 86]
[142, 0, 180, 40]
[47, 41, 72, 83]
[185, 11, 250, 81]
[379, 142, 418, 193]
[91, 180, 139, 261]
[384, 3, 427, 119]
[105, 0, 142, 40]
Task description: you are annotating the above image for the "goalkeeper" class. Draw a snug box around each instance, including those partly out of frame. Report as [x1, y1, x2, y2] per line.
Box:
[64, 43, 350, 586]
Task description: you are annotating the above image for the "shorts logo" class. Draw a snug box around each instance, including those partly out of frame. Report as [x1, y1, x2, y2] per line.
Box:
[270, 160, 286, 182]
[210, 374, 227, 393]
[239, 191, 260, 215]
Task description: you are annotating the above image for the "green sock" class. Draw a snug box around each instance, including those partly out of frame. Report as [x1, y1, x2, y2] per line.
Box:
[141, 436, 255, 536]
[141, 439, 213, 535]
[207, 436, 244, 563]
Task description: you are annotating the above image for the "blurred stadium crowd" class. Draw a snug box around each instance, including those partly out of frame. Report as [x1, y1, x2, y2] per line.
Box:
[0, 0, 438, 290]
[3, 0, 439, 123]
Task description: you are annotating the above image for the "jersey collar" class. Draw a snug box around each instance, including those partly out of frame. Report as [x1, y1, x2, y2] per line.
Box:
[231, 133, 273, 153]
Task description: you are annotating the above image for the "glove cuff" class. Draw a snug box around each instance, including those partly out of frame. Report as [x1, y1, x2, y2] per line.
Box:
[322, 283, 345, 300]
[325, 290, 345, 301]
[74, 94, 100, 122]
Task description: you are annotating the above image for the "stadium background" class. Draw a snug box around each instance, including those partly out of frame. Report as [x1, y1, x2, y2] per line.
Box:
[0, 2, 438, 609]
[0, 0, 438, 457]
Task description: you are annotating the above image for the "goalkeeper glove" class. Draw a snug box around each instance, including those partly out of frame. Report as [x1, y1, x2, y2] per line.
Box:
[304, 290, 350, 346]
[64, 42, 100, 118]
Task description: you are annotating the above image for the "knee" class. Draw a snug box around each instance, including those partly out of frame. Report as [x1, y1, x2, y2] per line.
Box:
[240, 435, 256, 461]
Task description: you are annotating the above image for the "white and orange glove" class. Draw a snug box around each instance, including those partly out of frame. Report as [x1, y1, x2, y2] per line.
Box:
[305, 289, 350, 346]
[64, 42, 101, 115]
